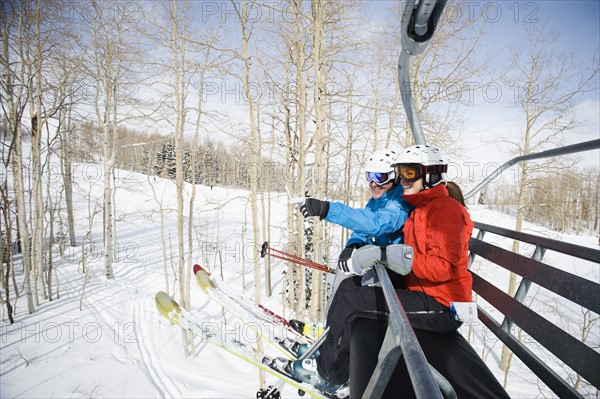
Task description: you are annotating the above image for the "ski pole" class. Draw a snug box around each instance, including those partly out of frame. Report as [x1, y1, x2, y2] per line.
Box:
[260, 242, 336, 274]
[261, 243, 334, 274]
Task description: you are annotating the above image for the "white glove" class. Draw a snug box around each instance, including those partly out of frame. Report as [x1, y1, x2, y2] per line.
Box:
[350, 245, 382, 275]
[351, 244, 414, 277]
[385, 244, 414, 276]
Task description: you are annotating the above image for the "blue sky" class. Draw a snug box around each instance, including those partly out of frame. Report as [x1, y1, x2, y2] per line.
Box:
[478, 1, 599, 68]
[430, 1, 600, 176]
[154, 1, 600, 178]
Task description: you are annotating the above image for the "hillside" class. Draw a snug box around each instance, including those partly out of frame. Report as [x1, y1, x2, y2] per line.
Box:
[0, 165, 597, 398]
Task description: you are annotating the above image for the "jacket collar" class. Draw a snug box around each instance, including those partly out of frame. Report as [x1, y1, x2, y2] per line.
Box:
[373, 183, 404, 203]
[402, 183, 448, 208]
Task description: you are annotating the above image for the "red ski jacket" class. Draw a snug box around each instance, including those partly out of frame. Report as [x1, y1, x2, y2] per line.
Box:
[401, 184, 474, 307]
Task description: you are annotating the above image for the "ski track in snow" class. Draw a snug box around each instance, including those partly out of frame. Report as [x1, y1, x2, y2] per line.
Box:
[133, 299, 181, 398]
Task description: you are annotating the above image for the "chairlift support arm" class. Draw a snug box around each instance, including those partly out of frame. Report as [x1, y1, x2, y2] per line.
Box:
[464, 138, 600, 199]
[398, 0, 448, 145]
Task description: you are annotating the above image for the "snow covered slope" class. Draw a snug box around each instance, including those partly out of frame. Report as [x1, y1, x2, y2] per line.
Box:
[1, 167, 597, 398]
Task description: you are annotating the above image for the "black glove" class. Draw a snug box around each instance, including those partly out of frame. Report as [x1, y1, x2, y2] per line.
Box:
[338, 245, 358, 274]
[299, 198, 330, 220]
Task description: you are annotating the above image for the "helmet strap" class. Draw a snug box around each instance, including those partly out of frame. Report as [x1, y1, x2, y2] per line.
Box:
[424, 173, 444, 189]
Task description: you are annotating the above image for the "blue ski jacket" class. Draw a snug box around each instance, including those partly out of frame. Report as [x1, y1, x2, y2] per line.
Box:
[325, 184, 413, 248]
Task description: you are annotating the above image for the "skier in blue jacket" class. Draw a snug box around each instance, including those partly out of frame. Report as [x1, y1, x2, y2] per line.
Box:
[287, 147, 413, 341]
[299, 147, 413, 274]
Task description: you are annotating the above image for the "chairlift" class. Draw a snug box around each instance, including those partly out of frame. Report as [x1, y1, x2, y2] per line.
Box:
[356, 1, 600, 398]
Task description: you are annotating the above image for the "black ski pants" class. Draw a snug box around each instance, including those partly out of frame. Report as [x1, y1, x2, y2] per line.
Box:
[316, 275, 461, 385]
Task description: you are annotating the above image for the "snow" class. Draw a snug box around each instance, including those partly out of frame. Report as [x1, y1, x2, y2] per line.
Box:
[1, 166, 598, 398]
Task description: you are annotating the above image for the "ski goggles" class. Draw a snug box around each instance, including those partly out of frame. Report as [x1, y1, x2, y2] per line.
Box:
[397, 163, 448, 182]
[366, 171, 395, 185]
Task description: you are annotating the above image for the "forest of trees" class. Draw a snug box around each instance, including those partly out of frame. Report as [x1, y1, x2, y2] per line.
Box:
[487, 167, 599, 234]
[1, 0, 598, 378]
[73, 120, 600, 234]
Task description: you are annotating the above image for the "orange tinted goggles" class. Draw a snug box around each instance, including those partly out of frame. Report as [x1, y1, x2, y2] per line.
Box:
[397, 163, 448, 182]
[398, 164, 423, 182]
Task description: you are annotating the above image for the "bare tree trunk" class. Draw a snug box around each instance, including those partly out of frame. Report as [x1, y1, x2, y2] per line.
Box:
[235, 0, 266, 386]
[2, 3, 34, 313]
[169, 0, 194, 357]
[88, 0, 121, 281]
[500, 162, 528, 376]
[188, 95, 201, 298]
[310, 0, 326, 321]
[258, 108, 272, 297]
[46, 129, 56, 301]
[293, 0, 307, 318]
[13, 135, 33, 313]
[102, 99, 115, 280]
[0, 186, 15, 323]
[263, 116, 277, 298]
[282, 64, 296, 314]
[30, 0, 49, 304]
[30, 114, 46, 305]
[60, 90, 76, 247]
[385, 68, 401, 147]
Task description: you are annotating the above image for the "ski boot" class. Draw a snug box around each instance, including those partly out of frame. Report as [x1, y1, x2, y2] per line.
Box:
[277, 337, 319, 358]
[262, 356, 299, 381]
[265, 356, 345, 398]
[291, 359, 343, 397]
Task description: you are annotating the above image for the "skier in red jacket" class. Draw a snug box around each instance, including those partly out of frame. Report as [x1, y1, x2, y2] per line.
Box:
[398, 145, 474, 308]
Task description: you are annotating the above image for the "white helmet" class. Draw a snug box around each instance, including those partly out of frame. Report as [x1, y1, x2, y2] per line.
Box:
[365, 148, 401, 173]
[396, 145, 448, 188]
[364, 148, 401, 185]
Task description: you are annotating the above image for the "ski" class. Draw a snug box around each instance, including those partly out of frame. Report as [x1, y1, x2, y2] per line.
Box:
[290, 319, 327, 341]
[155, 291, 344, 398]
[193, 264, 311, 357]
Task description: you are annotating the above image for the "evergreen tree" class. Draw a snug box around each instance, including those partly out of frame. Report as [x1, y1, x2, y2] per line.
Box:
[153, 138, 177, 179]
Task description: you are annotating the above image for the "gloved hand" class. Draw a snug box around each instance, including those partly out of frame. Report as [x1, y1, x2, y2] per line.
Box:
[350, 245, 382, 275]
[351, 244, 414, 277]
[299, 198, 330, 220]
[337, 244, 359, 274]
[385, 244, 414, 276]
[361, 268, 381, 287]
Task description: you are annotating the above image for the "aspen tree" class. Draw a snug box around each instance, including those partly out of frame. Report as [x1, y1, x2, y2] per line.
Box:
[1, 1, 34, 313]
[497, 23, 598, 381]
[231, 0, 267, 386]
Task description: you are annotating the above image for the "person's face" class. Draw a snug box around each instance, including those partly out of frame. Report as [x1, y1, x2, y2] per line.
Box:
[401, 175, 424, 195]
[370, 180, 394, 199]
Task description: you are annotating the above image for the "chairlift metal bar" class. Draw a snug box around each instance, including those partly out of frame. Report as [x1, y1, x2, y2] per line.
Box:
[414, 1, 438, 37]
[473, 273, 600, 390]
[362, 263, 444, 399]
[477, 306, 585, 399]
[398, 54, 426, 145]
[398, 0, 448, 146]
[501, 245, 544, 332]
[297, 327, 330, 361]
[472, 221, 600, 264]
[464, 138, 600, 199]
[469, 238, 599, 313]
